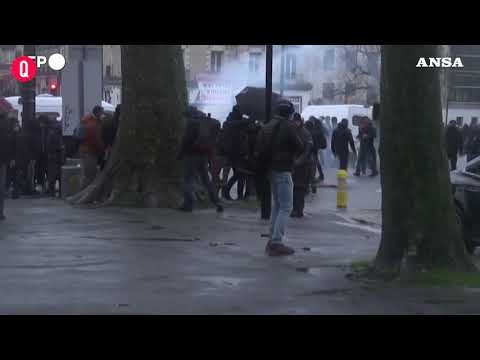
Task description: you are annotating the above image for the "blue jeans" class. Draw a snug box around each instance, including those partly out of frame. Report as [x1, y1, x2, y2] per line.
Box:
[270, 171, 293, 243]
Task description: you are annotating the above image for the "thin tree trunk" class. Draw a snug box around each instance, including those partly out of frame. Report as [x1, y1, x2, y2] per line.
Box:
[69, 45, 187, 208]
[375, 45, 475, 273]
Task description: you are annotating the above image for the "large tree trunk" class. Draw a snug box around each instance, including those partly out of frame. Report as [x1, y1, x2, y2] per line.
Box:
[69, 45, 187, 208]
[375, 45, 475, 273]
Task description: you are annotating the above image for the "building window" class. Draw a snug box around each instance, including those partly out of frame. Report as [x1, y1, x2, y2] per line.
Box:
[210, 51, 223, 73]
[285, 54, 296, 80]
[249, 53, 261, 73]
[106, 65, 112, 78]
[323, 82, 335, 100]
[324, 49, 335, 71]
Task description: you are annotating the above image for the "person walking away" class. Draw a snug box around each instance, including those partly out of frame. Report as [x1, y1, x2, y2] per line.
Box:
[177, 107, 224, 213]
[0, 114, 16, 220]
[78, 106, 105, 190]
[291, 114, 314, 218]
[222, 106, 251, 200]
[205, 113, 222, 198]
[256, 100, 304, 256]
[5, 118, 20, 199]
[445, 120, 463, 170]
[331, 118, 356, 171]
[44, 118, 64, 196]
[313, 118, 327, 182]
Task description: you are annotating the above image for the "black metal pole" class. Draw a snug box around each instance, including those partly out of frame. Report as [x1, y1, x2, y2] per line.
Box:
[265, 45, 273, 124]
[20, 44, 36, 133]
[280, 45, 285, 96]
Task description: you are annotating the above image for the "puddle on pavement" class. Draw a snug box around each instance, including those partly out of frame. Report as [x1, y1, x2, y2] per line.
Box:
[149, 226, 165, 230]
[80, 235, 198, 242]
[332, 221, 381, 235]
[296, 267, 323, 276]
[302, 288, 351, 296]
[190, 276, 250, 288]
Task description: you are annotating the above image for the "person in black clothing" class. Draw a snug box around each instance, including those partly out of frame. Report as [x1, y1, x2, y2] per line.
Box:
[5, 118, 20, 199]
[0, 113, 16, 219]
[465, 119, 480, 162]
[291, 113, 314, 218]
[445, 120, 463, 170]
[44, 118, 64, 197]
[178, 106, 223, 213]
[32, 116, 48, 193]
[222, 106, 251, 200]
[354, 117, 378, 177]
[331, 118, 356, 171]
[256, 100, 304, 256]
[304, 118, 322, 193]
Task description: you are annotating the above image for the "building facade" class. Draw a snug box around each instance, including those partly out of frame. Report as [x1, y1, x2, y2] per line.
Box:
[445, 45, 480, 125]
[103, 45, 121, 107]
[183, 45, 380, 120]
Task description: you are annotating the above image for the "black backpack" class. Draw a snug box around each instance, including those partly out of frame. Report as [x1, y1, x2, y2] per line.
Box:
[191, 116, 218, 153]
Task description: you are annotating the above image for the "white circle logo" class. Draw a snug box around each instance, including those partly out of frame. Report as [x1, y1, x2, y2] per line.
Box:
[48, 53, 66, 71]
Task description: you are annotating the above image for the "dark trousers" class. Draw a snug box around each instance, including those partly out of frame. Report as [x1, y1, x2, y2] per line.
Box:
[182, 155, 219, 209]
[314, 153, 324, 180]
[292, 186, 307, 216]
[255, 173, 271, 220]
[35, 154, 47, 188]
[339, 153, 349, 170]
[225, 168, 247, 199]
[449, 155, 458, 171]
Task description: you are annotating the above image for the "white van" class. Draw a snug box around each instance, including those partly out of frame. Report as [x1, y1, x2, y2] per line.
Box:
[5, 94, 115, 127]
[301, 104, 372, 138]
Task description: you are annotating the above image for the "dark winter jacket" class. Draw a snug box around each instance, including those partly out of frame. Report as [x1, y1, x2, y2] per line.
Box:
[357, 123, 377, 149]
[445, 124, 463, 157]
[306, 118, 327, 152]
[221, 114, 252, 160]
[255, 115, 304, 173]
[0, 118, 15, 165]
[178, 113, 220, 159]
[331, 122, 356, 156]
[293, 126, 314, 188]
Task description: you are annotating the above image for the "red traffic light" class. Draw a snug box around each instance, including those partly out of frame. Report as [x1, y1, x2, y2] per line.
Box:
[50, 83, 57, 90]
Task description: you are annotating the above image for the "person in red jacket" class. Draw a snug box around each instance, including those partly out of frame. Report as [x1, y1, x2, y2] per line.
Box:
[79, 106, 105, 190]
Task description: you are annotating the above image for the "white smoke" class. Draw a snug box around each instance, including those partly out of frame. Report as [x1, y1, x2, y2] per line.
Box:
[189, 45, 336, 122]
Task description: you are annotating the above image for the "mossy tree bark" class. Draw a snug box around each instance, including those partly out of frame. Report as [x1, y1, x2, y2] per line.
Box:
[375, 45, 475, 273]
[69, 45, 188, 207]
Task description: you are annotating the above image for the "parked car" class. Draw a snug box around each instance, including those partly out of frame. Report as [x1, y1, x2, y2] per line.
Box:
[451, 155, 480, 253]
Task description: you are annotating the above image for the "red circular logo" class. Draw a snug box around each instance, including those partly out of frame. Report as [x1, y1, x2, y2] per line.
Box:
[11, 56, 37, 83]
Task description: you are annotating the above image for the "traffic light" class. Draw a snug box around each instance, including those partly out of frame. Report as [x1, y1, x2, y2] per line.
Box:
[49, 80, 58, 95]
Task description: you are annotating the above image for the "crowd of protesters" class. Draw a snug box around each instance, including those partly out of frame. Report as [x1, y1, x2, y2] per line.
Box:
[177, 100, 382, 256]
[0, 104, 121, 220]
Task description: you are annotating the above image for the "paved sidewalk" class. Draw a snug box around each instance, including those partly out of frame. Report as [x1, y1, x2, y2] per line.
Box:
[1, 167, 480, 314]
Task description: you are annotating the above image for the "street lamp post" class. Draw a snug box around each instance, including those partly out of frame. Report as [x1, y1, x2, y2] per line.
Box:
[21, 44, 36, 133]
[280, 45, 285, 96]
[265, 45, 273, 124]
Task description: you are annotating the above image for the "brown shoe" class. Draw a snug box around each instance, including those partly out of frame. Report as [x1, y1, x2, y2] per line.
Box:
[265, 241, 295, 256]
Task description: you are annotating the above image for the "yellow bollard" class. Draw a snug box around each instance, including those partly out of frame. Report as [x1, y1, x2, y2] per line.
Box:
[337, 170, 348, 208]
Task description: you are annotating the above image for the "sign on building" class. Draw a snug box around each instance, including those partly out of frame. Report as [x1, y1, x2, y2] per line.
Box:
[196, 74, 233, 105]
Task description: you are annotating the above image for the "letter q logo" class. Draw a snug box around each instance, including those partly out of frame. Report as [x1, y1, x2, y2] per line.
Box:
[11, 56, 37, 82]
